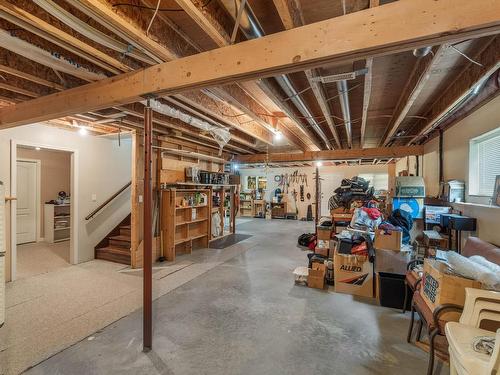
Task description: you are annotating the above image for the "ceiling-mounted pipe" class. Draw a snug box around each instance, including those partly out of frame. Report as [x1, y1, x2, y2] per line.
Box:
[336, 80, 352, 148]
[218, 0, 332, 150]
[413, 46, 433, 58]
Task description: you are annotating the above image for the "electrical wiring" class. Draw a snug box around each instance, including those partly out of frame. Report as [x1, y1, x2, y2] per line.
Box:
[146, 0, 162, 35]
[449, 45, 483, 67]
[112, 0, 213, 12]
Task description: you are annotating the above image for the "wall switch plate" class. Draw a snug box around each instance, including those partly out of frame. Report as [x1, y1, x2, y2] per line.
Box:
[138, 195, 143, 203]
[91, 194, 97, 202]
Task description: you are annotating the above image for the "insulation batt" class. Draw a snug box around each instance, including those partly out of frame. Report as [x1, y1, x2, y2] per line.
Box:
[447, 252, 500, 291]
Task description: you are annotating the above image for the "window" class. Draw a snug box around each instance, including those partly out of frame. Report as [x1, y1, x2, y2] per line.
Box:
[469, 127, 500, 196]
[358, 173, 389, 191]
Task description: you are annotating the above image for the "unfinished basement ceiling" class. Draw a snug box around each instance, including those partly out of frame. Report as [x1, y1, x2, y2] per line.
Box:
[0, 0, 497, 161]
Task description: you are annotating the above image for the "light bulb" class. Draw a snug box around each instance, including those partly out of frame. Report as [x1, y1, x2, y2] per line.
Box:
[79, 127, 88, 136]
[315, 161, 323, 167]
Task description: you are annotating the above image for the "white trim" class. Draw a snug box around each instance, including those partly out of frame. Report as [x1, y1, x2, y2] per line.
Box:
[9, 140, 79, 281]
[16, 158, 41, 243]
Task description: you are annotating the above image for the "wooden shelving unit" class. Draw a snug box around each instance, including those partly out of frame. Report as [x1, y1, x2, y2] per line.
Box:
[239, 191, 253, 217]
[209, 185, 236, 243]
[161, 188, 211, 261]
[44, 203, 71, 243]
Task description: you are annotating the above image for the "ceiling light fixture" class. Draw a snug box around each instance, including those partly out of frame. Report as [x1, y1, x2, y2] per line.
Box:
[315, 161, 323, 167]
[35, 147, 41, 151]
[274, 131, 282, 141]
[78, 126, 88, 136]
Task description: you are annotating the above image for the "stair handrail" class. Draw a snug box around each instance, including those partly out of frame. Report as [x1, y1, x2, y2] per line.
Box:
[85, 181, 132, 220]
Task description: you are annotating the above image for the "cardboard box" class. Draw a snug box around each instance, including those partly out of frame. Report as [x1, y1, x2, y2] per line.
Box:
[314, 246, 329, 257]
[334, 253, 374, 298]
[375, 248, 412, 275]
[374, 229, 402, 251]
[421, 259, 482, 321]
[308, 263, 326, 289]
[317, 226, 332, 241]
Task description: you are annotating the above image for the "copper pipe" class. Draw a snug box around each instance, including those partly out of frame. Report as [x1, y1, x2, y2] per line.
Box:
[143, 100, 153, 350]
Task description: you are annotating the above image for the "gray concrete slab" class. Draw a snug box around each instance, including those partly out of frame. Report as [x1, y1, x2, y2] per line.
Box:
[25, 219, 447, 375]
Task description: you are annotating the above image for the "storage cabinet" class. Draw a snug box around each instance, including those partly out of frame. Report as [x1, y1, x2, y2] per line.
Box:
[44, 203, 71, 243]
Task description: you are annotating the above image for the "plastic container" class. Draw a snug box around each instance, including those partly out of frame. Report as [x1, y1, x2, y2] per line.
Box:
[378, 272, 412, 310]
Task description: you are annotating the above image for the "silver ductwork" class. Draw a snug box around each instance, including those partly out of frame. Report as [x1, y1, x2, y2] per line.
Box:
[219, 0, 332, 149]
[336, 80, 352, 148]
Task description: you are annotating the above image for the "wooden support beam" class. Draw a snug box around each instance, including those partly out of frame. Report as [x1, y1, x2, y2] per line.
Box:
[0, 64, 64, 91]
[382, 45, 449, 145]
[1, 0, 500, 128]
[409, 36, 500, 144]
[234, 145, 424, 163]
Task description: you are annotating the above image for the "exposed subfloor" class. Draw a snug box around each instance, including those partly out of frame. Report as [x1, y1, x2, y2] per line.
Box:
[24, 219, 447, 375]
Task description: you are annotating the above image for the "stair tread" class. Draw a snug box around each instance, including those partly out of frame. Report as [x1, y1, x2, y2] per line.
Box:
[97, 246, 131, 255]
[120, 225, 131, 229]
[108, 235, 131, 242]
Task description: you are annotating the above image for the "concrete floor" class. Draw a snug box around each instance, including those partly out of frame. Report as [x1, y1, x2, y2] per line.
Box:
[25, 219, 447, 375]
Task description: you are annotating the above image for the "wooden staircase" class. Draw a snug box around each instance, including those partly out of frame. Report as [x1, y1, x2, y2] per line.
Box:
[95, 216, 131, 265]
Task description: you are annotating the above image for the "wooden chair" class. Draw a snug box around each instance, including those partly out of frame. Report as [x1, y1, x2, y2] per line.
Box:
[445, 288, 500, 374]
[407, 286, 464, 375]
[403, 259, 423, 314]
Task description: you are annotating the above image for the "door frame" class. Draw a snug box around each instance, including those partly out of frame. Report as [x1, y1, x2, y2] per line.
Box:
[16, 158, 41, 243]
[10, 140, 79, 281]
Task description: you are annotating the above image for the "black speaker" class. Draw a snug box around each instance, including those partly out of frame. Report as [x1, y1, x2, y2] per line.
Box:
[450, 216, 476, 232]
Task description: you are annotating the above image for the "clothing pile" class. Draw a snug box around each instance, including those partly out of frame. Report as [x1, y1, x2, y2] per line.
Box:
[328, 176, 375, 210]
[379, 208, 413, 244]
[334, 230, 375, 262]
[350, 206, 383, 231]
[298, 233, 316, 250]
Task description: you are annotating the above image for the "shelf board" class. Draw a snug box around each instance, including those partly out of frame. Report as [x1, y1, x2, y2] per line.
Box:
[175, 233, 208, 245]
[54, 215, 70, 219]
[175, 204, 207, 210]
[191, 233, 208, 241]
[176, 218, 208, 226]
[54, 237, 70, 243]
[54, 226, 70, 231]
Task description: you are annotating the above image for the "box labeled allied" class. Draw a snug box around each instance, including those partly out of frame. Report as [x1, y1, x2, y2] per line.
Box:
[334, 253, 374, 298]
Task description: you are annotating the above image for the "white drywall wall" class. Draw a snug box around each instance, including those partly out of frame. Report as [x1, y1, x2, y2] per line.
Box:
[238, 164, 389, 219]
[0, 124, 132, 281]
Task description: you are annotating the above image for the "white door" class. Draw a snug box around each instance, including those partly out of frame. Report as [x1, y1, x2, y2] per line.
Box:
[16, 160, 37, 244]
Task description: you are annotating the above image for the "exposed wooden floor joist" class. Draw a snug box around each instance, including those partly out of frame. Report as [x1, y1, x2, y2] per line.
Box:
[1, 0, 499, 130]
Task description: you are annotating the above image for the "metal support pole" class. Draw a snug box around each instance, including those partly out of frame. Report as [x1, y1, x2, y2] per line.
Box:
[143, 100, 153, 351]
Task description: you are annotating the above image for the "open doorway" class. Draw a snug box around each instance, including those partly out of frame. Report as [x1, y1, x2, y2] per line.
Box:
[14, 145, 73, 280]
